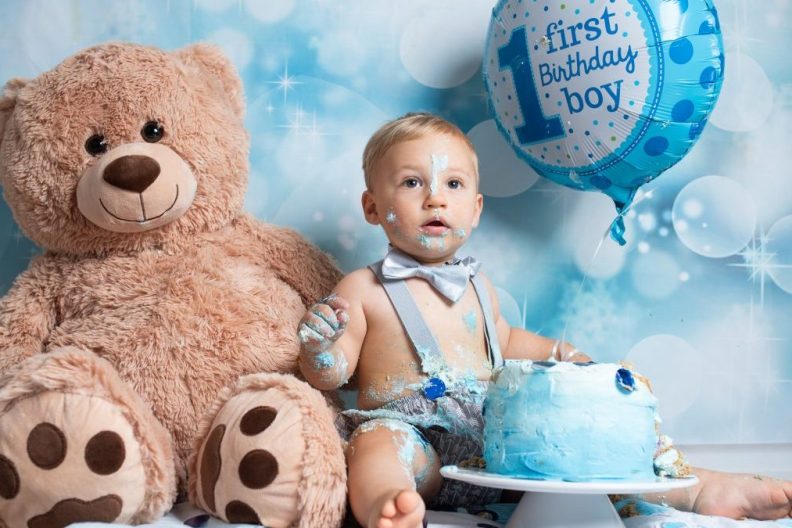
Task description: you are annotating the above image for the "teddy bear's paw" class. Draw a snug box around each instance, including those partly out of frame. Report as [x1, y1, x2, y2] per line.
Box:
[193, 388, 309, 527]
[0, 390, 150, 527]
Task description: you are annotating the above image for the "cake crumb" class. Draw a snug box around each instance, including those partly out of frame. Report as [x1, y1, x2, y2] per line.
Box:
[458, 456, 486, 469]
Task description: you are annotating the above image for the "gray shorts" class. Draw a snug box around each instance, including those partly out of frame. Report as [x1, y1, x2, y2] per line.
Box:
[336, 384, 501, 508]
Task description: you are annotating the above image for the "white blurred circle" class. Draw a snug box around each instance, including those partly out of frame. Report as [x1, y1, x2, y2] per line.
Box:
[631, 250, 680, 299]
[637, 212, 657, 232]
[399, 7, 488, 88]
[710, 53, 774, 132]
[317, 31, 369, 76]
[468, 120, 539, 197]
[626, 334, 703, 419]
[245, 0, 295, 23]
[495, 287, 522, 329]
[206, 28, 253, 70]
[672, 176, 756, 258]
[766, 215, 792, 294]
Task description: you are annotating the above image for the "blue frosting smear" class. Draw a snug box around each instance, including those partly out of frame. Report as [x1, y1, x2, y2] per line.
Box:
[483, 360, 658, 481]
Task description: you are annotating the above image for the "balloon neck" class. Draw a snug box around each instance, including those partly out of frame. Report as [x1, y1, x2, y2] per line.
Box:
[609, 202, 628, 246]
[608, 189, 637, 246]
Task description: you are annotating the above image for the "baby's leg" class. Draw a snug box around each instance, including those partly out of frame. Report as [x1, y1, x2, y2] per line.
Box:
[641, 467, 792, 520]
[347, 419, 441, 528]
[690, 468, 792, 520]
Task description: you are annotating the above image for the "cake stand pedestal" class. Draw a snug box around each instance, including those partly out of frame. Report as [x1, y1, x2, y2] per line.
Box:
[440, 466, 698, 528]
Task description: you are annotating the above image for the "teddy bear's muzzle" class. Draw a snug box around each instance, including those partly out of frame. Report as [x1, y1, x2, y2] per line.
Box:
[76, 143, 198, 234]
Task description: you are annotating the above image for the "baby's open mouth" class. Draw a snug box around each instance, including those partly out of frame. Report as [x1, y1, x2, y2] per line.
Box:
[421, 219, 449, 235]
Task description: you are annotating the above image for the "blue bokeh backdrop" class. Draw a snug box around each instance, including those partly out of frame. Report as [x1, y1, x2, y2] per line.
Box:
[0, 0, 790, 445]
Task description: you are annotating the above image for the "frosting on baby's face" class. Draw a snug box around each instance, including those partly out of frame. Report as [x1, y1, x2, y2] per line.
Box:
[362, 132, 482, 264]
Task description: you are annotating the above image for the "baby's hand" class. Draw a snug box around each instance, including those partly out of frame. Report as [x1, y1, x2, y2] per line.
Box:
[298, 294, 350, 354]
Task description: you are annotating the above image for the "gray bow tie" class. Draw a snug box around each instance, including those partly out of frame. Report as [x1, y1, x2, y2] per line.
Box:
[380, 248, 480, 302]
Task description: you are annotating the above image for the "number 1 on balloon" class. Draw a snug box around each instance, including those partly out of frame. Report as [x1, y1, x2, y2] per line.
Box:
[498, 26, 565, 146]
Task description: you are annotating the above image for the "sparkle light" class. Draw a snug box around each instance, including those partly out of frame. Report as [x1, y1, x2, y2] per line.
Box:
[267, 63, 303, 104]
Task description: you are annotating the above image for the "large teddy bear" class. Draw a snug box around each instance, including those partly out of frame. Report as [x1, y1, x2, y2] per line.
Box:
[0, 43, 347, 527]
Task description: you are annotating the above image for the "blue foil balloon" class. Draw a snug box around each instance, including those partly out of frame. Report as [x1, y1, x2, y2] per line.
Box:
[484, 0, 724, 244]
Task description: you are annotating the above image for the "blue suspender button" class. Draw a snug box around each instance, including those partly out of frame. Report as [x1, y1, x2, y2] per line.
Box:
[423, 377, 446, 400]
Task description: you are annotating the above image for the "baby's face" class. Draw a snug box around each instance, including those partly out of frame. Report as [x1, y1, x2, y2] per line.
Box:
[363, 132, 482, 264]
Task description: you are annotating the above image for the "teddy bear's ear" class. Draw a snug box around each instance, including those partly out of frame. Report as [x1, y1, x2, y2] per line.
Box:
[0, 78, 27, 144]
[175, 44, 245, 120]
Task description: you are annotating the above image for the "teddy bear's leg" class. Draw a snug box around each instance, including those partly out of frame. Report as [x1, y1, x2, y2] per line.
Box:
[191, 373, 346, 528]
[0, 347, 176, 527]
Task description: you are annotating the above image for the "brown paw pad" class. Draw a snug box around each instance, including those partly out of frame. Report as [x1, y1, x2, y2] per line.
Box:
[200, 425, 226, 513]
[225, 500, 262, 524]
[239, 406, 277, 436]
[238, 449, 278, 489]
[0, 455, 20, 500]
[27, 495, 123, 528]
[27, 423, 67, 470]
[85, 431, 126, 475]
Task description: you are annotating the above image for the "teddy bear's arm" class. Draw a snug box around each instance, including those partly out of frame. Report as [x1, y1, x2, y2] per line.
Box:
[0, 257, 60, 376]
[247, 220, 343, 307]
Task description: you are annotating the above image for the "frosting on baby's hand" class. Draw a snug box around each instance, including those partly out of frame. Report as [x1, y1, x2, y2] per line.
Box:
[298, 294, 350, 355]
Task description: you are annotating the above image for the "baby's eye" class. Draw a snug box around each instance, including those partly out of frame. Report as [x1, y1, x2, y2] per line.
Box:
[447, 179, 462, 190]
[402, 177, 422, 188]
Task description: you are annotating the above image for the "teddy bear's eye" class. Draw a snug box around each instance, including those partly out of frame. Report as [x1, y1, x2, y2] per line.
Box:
[84, 135, 108, 156]
[141, 121, 164, 143]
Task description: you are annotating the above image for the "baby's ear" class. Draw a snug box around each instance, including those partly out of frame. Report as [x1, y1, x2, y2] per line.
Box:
[0, 78, 27, 146]
[174, 43, 245, 120]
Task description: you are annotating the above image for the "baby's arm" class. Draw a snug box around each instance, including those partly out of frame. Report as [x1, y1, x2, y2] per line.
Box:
[479, 272, 592, 362]
[297, 269, 369, 390]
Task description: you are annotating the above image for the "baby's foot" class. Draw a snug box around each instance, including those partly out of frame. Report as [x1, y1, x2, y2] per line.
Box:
[694, 471, 792, 520]
[369, 489, 425, 528]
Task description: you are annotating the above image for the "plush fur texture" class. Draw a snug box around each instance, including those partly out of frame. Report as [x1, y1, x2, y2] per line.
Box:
[0, 43, 346, 527]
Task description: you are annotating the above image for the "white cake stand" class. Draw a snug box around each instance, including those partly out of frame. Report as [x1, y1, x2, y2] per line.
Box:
[441, 466, 698, 528]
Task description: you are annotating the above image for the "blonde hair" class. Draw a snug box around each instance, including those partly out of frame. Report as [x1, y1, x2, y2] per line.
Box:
[362, 112, 477, 189]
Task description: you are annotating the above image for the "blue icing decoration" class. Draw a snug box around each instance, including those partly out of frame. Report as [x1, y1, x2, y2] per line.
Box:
[423, 377, 446, 400]
[484, 362, 657, 480]
[616, 368, 636, 392]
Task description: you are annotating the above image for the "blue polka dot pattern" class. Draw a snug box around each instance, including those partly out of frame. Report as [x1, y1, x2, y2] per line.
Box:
[699, 20, 716, 34]
[678, 0, 689, 13]
[669, 38, 694, 64]
[591, 176, 612, 190]
[672, 100, 694, 122]
[700, 67, 717, 88]
[644, 136, 669, 156]
[689, 119, 707, 139]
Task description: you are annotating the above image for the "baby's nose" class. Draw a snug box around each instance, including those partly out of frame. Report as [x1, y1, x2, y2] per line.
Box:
[424, 188, 448, 207]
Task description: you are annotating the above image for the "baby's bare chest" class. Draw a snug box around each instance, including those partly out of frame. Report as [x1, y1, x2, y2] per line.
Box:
[363, 281, 490, 375]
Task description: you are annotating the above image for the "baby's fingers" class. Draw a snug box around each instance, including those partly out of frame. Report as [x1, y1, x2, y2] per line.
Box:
[320, 293, 350, 313]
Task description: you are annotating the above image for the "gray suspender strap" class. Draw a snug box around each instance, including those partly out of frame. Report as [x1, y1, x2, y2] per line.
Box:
[369, 262, 445, 373]
[470, 273, 504, 369]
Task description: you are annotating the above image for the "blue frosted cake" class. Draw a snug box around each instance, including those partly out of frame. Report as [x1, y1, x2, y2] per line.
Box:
[483, 360, 687, 481]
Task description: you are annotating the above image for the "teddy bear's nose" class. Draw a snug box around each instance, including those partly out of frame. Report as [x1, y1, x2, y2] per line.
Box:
[102, 155, 161, 193]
